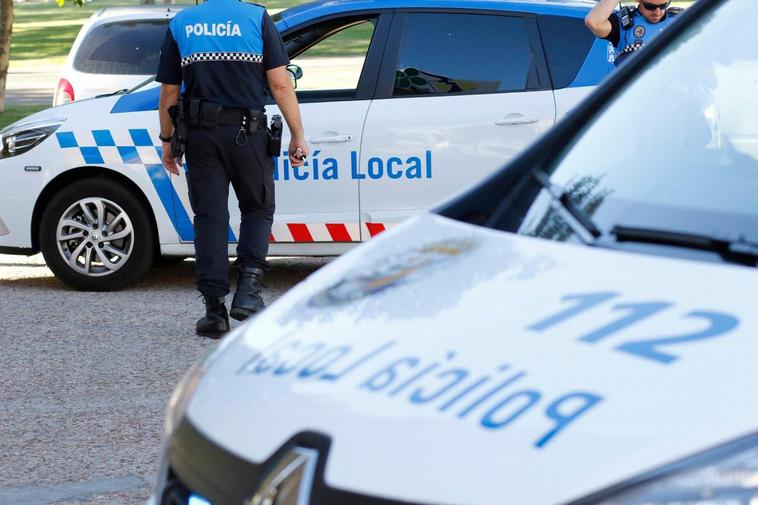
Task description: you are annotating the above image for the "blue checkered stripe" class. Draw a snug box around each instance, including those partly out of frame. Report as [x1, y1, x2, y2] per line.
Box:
[55, 128, 237, 243]
[56, 128, 161, 166]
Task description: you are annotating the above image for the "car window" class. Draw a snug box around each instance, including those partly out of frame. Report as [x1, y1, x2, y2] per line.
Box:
[287, 19, 376, 96]
[537, 15, 596, 89]
[392, 13, 538, 97]
[74, 20, 169, 75]
[514, 1, 758, 244]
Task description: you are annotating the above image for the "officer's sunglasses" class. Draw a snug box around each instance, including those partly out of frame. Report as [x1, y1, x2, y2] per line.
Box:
[640, 1, 671, 11]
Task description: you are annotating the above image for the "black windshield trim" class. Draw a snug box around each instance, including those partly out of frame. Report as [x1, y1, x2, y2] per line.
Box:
[611, 225, 758, 266]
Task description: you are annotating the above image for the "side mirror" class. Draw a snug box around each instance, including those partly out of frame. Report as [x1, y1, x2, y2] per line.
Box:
[286, 64, 303, 89]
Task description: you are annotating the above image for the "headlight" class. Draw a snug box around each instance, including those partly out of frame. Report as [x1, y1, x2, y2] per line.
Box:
[588, 434, 758, 505]
[164, 356, 207, 436]
[0, 119, 64, 159]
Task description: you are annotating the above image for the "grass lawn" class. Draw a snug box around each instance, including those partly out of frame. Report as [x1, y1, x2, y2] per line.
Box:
[10, 0, 697, 66]
[0, 104, 48, 129]
[10, 0, 309, 65]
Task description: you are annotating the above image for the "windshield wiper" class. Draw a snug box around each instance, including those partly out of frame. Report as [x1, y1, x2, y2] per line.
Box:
[95, 88, 129, 98]
[611, 225, 758, 266]
[532, 170, 603, 243]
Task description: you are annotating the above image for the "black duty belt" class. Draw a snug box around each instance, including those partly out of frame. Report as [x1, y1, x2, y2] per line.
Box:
[185, 98, 267, 132]
[217, 108, 261, 125]
[221, 108, 267, 134]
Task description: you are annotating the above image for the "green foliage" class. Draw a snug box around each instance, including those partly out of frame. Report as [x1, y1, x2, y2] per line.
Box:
[10, 0, 134, 62]
[10, 0, 310, 63]
[0, 104, 48, 129]
[530, 176, 613, 242]
[300, 20, 374, 57]
[259, 0, 310, 8]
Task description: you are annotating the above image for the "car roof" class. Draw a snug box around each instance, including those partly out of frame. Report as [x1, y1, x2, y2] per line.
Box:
[277, 0, 596, 29]
[86, 5, 187, 24]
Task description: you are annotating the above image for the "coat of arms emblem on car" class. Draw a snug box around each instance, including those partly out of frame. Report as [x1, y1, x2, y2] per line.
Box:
[309, 238, 478, 308]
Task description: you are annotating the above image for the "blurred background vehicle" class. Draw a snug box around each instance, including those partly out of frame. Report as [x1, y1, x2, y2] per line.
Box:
[53, 5, 185, 106]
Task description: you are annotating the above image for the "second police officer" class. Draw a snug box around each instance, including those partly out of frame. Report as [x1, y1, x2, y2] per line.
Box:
[156, 0, 308, 338]
[585, 0, 681, 67]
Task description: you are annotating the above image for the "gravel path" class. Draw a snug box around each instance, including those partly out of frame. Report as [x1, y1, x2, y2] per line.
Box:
[0, 253, 330, 504]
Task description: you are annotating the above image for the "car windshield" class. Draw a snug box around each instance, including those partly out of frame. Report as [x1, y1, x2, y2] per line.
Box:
[515, 0, 758, 245]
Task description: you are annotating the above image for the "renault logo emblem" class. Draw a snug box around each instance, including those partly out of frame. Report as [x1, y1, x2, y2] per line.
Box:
[248, 447, 319, 505]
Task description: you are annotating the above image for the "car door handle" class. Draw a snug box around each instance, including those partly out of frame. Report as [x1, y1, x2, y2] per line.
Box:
[310, 134, 353, 144]
[495, 115, 539, 126]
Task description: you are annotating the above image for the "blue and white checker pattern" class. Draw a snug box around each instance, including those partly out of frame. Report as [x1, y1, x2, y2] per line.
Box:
[56, 128, 163, 167]
[181, 52, 263, 67]
[55, 128, 237, 243]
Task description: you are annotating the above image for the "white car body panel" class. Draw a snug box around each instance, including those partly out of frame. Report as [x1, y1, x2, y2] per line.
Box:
[60, 72, 153, 103]
[554, 85, 597, 121]
[0, 87, 568, 255]
[360, 91, 556, 224]
[234, 100, 370, 242]
[185, 213, 758, 505]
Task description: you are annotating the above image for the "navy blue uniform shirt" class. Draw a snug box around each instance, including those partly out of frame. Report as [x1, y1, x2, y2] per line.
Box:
[156, 0, 289, 110]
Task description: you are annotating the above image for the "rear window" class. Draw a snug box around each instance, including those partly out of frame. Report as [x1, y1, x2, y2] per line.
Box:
[538, 15, 595, 89]
[74, 20, 169, 75]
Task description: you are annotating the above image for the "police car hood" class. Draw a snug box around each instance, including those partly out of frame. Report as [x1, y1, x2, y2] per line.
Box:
[187, 213, 758, 505]
[2, 95, 120, 132]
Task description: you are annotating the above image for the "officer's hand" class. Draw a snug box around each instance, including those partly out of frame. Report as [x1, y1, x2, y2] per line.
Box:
[162, 141, 182, 176]
[289, 138, 308, 168]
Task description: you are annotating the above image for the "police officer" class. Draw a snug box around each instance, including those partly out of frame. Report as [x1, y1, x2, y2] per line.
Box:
[586, 0, 680, 66]
[156, 0, 307, 338]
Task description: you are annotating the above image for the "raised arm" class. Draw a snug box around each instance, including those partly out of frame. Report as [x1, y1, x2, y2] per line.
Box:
[586, 0, 619, 38]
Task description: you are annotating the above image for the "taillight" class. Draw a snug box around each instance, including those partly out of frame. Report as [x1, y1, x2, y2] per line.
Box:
[54, 78, 74, 106]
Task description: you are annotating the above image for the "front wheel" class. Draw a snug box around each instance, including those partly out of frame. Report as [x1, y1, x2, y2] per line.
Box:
[39, 178, 155, 291]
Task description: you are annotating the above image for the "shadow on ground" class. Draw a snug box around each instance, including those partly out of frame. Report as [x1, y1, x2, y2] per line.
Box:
[0, 256, 333, 292]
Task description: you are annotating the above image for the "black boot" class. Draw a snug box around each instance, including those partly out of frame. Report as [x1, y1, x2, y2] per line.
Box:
[196, 296, 230, 339]
[230, 266, 265, 321]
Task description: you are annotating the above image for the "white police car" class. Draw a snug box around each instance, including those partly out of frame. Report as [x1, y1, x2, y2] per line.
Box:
[0, 0, 613, 291]
[151, 0, 758, 504]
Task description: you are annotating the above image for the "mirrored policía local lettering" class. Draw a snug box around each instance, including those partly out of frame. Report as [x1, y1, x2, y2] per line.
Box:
[236, 338, 602, 449]
[274, 150, 434, 182]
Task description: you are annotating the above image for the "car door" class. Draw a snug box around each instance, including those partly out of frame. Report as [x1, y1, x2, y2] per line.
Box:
[170, 11, 392, 246]
[357, 10, 555, 237]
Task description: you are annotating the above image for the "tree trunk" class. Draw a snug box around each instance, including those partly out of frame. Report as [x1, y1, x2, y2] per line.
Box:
[0, 0, 13, 114]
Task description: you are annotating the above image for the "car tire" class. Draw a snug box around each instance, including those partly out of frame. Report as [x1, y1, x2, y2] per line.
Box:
[39, 178, 155, 291]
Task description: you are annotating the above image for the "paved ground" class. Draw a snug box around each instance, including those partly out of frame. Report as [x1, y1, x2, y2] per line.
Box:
[0, 252, 331, 504]
[3, 55, 365, 106]
[5, 63, 59, 106]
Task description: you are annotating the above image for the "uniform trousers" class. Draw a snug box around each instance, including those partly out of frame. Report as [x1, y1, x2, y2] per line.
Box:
[185, 124, 275, 298]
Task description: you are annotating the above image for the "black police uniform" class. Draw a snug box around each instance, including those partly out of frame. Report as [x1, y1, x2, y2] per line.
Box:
[156, 0, 288, 319]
